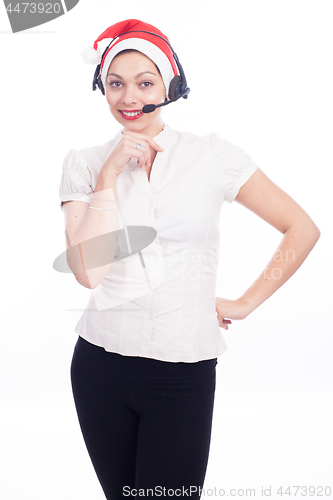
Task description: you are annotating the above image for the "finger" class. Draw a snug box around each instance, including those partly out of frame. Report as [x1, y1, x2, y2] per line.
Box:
[218, 317, 232, 329]
[123, 131, 164, 152]
[123, 140, 149, 168]
[130, 143, 150, 168]
[123, 137, 149, 155]
[136, 151, 148, 169]
[128, 148, 145, 168]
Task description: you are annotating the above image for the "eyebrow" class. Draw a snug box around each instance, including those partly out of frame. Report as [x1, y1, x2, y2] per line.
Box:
[107, 71, 158, 79]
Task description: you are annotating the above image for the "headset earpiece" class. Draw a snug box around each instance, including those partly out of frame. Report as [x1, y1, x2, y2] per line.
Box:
[98, 78, 105, 96]
[93, 63, 105, 95]
[168, 75, 182, 100]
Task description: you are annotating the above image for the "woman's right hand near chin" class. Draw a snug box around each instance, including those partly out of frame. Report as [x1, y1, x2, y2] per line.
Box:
[102, 130, 164, 178]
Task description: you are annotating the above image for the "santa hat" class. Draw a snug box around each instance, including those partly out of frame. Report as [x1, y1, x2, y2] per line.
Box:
[81, 19, 179, 93]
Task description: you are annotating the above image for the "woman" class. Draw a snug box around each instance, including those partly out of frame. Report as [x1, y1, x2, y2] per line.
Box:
[59, 19, 320, 499]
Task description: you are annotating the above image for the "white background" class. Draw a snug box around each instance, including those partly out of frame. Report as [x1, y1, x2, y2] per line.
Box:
[1, 0, 332, 498]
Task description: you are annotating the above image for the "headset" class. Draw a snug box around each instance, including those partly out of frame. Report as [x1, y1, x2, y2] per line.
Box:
[92, 30, 190, 113]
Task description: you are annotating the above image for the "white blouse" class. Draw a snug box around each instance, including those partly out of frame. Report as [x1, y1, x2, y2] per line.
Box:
[59, 124, 258, 362]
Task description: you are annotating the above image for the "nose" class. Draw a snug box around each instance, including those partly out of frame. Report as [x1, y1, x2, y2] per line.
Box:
[121, 85, 138, 106]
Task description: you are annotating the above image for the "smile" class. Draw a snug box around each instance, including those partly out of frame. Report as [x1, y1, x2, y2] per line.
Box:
[120, 110, 143, 118]
[122, 111, 141, 116]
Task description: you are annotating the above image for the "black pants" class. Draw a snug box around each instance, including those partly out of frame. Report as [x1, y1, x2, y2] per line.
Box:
[70, 336, 217, 499]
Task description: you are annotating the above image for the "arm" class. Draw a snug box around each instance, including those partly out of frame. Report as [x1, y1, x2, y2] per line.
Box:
[215, 168, 321, 329]
[63, 171, 118, 289]
[63, 131, 164, 290]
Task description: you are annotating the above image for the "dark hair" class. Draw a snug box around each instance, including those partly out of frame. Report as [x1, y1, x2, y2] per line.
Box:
[111, 49, 162, 77]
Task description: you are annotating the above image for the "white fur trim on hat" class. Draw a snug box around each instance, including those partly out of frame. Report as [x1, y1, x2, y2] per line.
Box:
[81, 46, 102, 65]
[100, 38, 176, 93]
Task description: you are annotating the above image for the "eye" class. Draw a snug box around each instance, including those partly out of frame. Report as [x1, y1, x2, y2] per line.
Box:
[108, 80, 123, 88]
[140, 81, 153, 88]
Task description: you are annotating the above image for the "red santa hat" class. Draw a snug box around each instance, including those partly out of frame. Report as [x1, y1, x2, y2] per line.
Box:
[81, 19, 179, 93]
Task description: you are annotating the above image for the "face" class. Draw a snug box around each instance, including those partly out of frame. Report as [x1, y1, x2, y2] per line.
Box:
[105, 50, 167, 137]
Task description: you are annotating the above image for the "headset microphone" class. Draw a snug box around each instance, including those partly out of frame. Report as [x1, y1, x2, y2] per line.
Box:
[142, 87, 191, 113]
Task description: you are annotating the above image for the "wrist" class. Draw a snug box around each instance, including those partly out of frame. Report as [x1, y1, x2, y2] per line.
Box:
[94, 169, 118, 199]
[236, 295, 255, 319]
[100, 166, 119, 181]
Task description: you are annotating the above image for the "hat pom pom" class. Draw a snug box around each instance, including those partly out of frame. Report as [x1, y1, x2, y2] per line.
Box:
[81, 46, 102, 65]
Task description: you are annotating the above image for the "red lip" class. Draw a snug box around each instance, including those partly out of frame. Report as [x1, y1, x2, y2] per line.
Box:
[119, 109, 143, 121]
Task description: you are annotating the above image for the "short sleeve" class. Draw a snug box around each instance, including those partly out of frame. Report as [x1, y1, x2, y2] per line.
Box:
[210, 133, 258, 203]
[58, 149, 94, 211]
